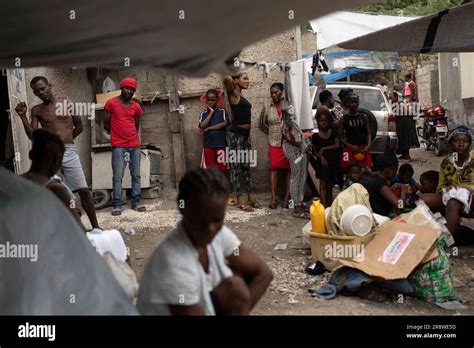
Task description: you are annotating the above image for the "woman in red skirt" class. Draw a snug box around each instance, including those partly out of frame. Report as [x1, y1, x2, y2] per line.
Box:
[259, 83, 291, 209]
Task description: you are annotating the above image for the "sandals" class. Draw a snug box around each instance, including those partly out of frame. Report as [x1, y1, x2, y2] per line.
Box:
[282, 201, 291, 209]
[292, 206, 310, 219]
[269, 201, 279, 209]
[238, 204, 254, 212]
[292, 211, 310, 219]
[248, 201, 263, 209]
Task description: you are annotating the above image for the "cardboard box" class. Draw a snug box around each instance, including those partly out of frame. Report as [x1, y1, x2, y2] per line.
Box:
[96, 90, 139, 104]
[335, 220, 441, 280]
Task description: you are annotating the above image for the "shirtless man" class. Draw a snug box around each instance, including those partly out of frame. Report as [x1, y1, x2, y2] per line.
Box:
[15, 76, 100, 229]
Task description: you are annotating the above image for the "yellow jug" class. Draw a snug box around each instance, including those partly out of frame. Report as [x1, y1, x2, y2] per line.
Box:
[310, 199, 326, 234]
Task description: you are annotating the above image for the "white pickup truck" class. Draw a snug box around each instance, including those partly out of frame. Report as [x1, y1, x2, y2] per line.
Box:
[312, 83, 398, 166]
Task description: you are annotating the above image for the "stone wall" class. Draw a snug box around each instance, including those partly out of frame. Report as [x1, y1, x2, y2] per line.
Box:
[301, 30, 317, 56]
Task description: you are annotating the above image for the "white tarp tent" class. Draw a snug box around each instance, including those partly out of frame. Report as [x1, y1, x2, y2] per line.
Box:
[339, 3, 474, 53]
[309, 11, 419, 50]
[0, 168, 138, 314]
[0, 0, 378, 76]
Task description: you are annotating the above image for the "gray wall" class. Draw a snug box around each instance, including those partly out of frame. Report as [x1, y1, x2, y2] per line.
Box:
[438, 53, 467, 131]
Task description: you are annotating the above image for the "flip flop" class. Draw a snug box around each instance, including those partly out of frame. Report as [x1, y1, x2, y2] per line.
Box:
[292, 211, 310, 219]
[238, 204, 254, 212]
[248, 201, 263, 209]
[269, 201, 279, 209]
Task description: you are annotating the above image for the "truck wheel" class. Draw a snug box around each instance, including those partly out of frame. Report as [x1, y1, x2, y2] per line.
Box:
[93, 189, 111, 209]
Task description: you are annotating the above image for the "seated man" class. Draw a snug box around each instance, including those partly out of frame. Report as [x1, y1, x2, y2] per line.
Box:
[137, 168, 273, 315]
[423, 126, 474, 235]
[22, 129, 84, 228]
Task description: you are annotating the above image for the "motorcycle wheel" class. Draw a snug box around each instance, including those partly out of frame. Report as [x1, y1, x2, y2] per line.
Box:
[434, 135, 446, 156]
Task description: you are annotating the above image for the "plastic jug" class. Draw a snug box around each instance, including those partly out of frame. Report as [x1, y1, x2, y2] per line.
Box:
[310, 199, 326, 234]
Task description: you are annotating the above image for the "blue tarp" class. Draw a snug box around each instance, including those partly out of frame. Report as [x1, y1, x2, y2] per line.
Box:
[305, 50, 401, 83]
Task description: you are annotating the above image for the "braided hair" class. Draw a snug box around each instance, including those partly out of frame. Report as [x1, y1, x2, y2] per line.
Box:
[177, 168, 230, 211]
[30, 129, 65, 162]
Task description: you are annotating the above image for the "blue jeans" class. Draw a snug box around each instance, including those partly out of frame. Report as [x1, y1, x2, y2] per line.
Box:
[112, 147, 141, 208]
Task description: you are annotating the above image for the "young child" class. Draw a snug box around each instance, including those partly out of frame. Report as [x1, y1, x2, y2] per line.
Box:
[436, 126, 474, 234]
[199, 89, 228, 172]
[361, 166, 372, 181]
[391, 163, 422, 192]
[419, 170, 439, 194]
[342, 162, 362, 190]
[310, 106, 341, 207]
[391, 163, 420, 208]
[338, 93, 372, 169]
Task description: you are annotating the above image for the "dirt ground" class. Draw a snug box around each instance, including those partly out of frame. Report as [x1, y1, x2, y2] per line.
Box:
[82, 148, 474, 315]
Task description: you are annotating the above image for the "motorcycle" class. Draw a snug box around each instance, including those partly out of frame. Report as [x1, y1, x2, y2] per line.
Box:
[418, 105, 449, 156]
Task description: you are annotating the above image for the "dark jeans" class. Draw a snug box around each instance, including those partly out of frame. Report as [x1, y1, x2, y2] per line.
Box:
[112, 147, 141, 208]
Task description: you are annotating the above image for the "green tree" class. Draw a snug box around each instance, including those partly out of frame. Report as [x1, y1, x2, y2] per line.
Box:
[357, 0, 470, 16]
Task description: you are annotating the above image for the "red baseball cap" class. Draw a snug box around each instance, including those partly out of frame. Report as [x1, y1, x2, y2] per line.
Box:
[119, 77, 137, 91]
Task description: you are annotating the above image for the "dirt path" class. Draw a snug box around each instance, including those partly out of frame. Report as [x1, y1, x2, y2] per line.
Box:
[83, 148, 474, 315]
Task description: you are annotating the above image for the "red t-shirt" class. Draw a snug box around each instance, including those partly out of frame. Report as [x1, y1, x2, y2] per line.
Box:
[105, 97, 143, 148]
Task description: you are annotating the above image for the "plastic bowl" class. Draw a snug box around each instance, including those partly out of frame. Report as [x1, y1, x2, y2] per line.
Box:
[340, 204, 373, 236]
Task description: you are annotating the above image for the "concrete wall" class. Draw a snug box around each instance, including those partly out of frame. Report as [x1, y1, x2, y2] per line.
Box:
[415, 63, 439, 108]
[438, 53, 468, 130]
[301, 30, 317, 56]
[460, 53, 474, 100]
[459, 53, 474, 130]
[24, 68, 94, 183]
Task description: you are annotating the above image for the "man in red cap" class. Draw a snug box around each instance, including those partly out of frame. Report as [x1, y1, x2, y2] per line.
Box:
[104, 77, 145, 215]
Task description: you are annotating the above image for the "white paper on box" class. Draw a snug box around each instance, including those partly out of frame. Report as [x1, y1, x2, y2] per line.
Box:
[378, 231, 415, 265]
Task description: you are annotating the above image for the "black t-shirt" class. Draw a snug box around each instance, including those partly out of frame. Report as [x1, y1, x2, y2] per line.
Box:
[343, 113, 368, 145]
[362, 175, 393, 216]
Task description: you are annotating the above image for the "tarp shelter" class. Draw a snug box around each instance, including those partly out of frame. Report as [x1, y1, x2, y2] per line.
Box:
[339, 3, 474, 53]
[0, 0, 378, 76]
[0, 168, 138, 314]
[305, 50, 401, 82]
[309, 11, 419, 50]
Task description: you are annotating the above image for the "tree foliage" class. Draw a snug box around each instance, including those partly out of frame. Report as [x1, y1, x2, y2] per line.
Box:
[356, 0, 470, 16]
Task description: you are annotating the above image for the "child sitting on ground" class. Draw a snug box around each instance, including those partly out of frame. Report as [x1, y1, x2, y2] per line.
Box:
[342, 162, 363, 190]
[419, 170, 439, 194]
[423, 126, 474, 235]
[361, 166, 372, 181]
[391, 163, 421, 209]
